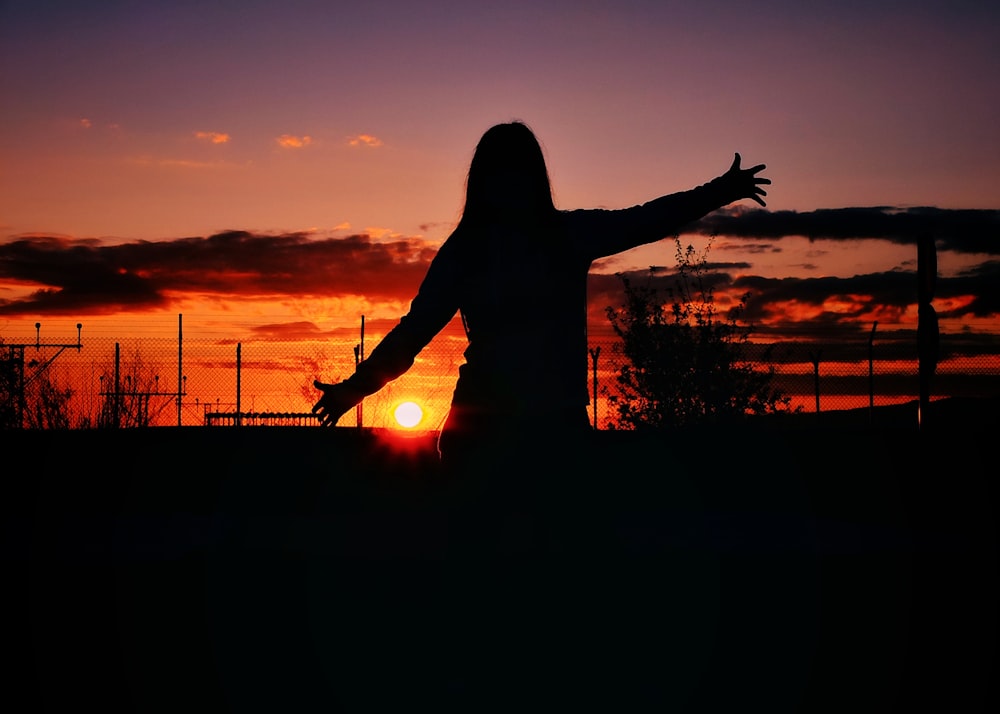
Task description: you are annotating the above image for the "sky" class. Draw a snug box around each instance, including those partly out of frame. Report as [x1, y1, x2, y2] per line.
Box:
[1, 0, 999, 426]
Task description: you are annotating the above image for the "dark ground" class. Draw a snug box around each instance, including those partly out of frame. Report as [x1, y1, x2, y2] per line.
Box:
[5, 397, 997, 712]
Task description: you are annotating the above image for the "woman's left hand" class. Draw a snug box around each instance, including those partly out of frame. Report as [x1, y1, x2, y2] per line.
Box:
[722, 153, 770, 207]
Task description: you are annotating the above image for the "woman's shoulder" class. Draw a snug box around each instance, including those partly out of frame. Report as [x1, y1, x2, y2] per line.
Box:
[556, 204, 646, 239]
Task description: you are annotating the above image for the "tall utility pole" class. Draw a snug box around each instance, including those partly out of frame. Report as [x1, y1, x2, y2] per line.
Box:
[917, 236, 938, 431]
[236, 343, 242, 427]
[868, 322, 878, 424]
[355, 315, 365, 428]
[177, 314, 183, 426]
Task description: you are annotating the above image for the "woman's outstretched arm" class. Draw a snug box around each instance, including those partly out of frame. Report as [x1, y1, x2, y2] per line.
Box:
[570, 153, 770, 259]
[312, 238, 462, 427]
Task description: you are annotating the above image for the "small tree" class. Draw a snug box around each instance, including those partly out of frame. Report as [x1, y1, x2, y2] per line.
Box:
[24, 371, 74, 430]
[605, 238, 793, 430]
[97, 348, 162, 428]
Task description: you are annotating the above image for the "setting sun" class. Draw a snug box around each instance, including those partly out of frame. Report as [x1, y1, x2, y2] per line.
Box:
[393, 401, 423, 429]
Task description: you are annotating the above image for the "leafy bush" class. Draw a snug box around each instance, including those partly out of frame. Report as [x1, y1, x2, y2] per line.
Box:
[605, 238, 794, 429]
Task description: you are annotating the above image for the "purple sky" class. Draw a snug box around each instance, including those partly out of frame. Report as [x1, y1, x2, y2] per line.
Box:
[2, 0, 997, 246]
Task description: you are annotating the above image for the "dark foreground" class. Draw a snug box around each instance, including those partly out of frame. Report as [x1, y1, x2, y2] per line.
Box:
[6, 414, 997, 712]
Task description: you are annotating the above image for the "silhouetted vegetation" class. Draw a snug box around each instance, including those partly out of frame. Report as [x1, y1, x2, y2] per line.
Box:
[1, 339, 177, 429]
[2, 339, 77, 429]
[23, 371, 75, 429]
[95, 348, 170, 429]
[0, 341, 18, 429]
[605, 238, 795, 429]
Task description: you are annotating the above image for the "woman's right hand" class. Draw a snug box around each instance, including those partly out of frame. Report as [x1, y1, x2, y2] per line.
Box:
[311, 380, 358, 427]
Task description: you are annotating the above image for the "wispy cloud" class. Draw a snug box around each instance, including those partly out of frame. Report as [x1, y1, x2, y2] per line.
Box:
[348, 134, 383, 148]
[128, 156, 243, 170]
[276, 134, 312, 148]
[194, 130, 231, 144]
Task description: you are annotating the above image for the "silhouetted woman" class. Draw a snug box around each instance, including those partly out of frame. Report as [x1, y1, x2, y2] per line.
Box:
[313, 121, 769, 479]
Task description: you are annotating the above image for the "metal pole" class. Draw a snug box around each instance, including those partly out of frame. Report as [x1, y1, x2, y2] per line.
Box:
[236, 343, 242, 428]
[114, 342, 121, 429]
[868, 322, 877, 424]
[177, 314, 183, 426]
[354, 344, 361, 429]
[15, 346, 25, 428]
[917, 236, 938, 431]
[590, 346, 601, 430]
[810, 351, 821, 414]
[356, 315, 365, 428]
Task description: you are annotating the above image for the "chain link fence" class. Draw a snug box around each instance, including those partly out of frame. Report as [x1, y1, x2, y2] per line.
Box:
[1, 317, 469, 430]
[592, 332, 1000, 428]
[2, 314, 998, 430]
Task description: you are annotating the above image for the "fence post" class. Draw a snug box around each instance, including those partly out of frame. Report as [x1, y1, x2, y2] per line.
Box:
[355, 315, 365, 429]
[177, 314, 183, 427]
[868, 322, 877, 424]
[236, 343, 242, 428]
[809, 350, 822, 413]
[114, 342, 121, 429]
[917, 236, 938, 430]
[589, 346, 601, 430]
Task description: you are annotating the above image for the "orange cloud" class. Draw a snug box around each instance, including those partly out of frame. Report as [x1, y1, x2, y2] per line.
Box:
[348, 134, 383, 148]
[364, 227, 403, 241]
[194, 131, 231, 144]
[79, 118, 92, 129]
[276, 134, 312, 148]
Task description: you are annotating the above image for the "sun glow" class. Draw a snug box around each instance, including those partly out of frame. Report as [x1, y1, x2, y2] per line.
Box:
[393, 401, 423, 428]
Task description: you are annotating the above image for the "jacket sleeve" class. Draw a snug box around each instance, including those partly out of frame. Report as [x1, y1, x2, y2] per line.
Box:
[339, 238, 461, 399]
[566, 174, 739, 260]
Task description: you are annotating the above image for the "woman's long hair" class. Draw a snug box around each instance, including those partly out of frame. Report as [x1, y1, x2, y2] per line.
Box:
[458, 121, 557, 228]
[448, 122, 565, 315]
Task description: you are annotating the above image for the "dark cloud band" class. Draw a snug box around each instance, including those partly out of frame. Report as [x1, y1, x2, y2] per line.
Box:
[2, 208, 997, 322]
[693, 206, 1000, 255]
[0, 231, 435, 315]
